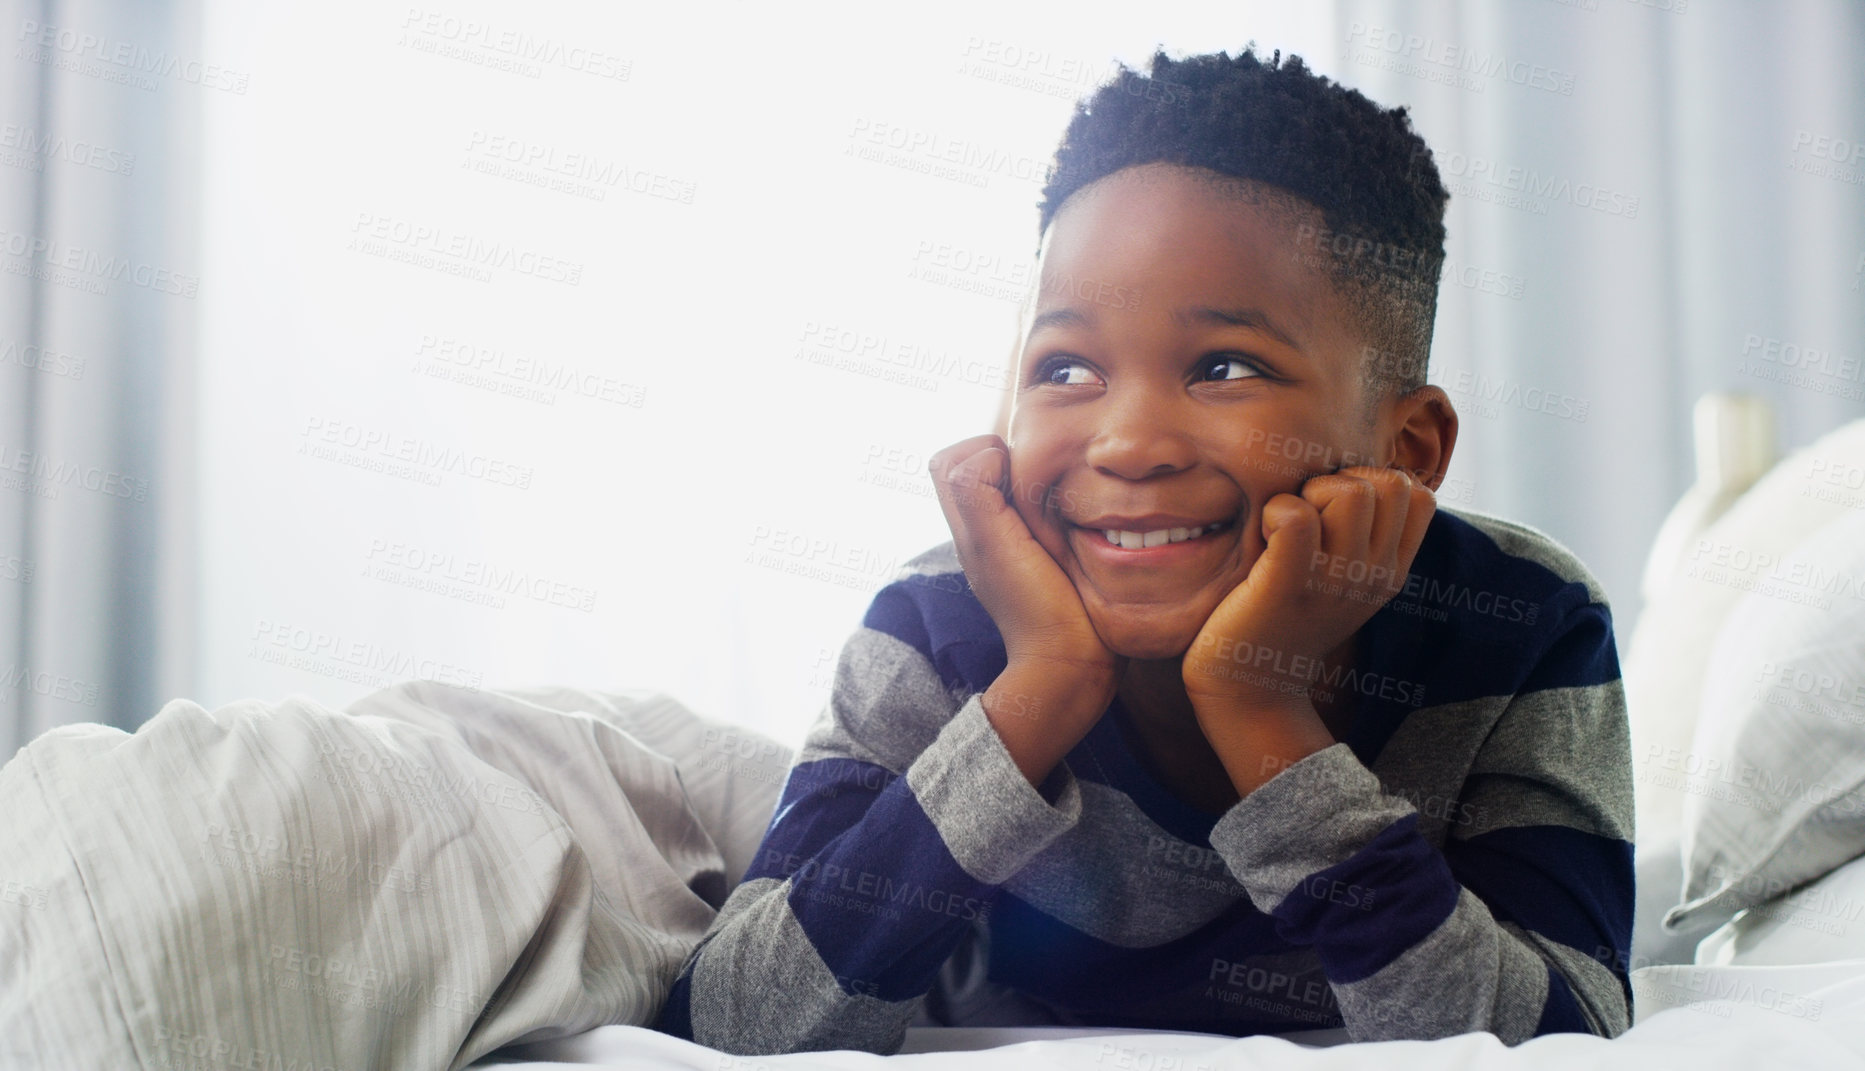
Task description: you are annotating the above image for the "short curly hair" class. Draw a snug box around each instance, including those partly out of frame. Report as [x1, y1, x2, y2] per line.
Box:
[1036, 47, 1450, 399]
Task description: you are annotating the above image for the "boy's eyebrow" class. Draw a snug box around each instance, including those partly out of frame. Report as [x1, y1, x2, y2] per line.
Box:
[1174, 306, 1304, 352]
[1027, 306, 1092, 336]
[1026, 304, 1304, 354]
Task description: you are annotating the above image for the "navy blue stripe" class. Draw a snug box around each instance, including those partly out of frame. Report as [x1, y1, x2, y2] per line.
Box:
[1518, 603, 1621, 693]
[652, 970, 695, 1039]
[771, 771, 996, 1002]
[861, 570, 1004, 697]
[747, 758, 900, 882]
[986, 891, 1318, 1031]
[860, 582, 936, 659]
[1534, 964, 1595, 1035]
[1269, 815, 1461, 984]
[1443, 825, 1634, 977]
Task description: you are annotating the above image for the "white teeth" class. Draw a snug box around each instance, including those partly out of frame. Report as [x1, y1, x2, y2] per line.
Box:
[1100, 523, 1226, 548]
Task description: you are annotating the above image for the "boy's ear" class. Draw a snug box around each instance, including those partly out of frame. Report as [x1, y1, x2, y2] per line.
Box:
[1383, 385, 1458, 492]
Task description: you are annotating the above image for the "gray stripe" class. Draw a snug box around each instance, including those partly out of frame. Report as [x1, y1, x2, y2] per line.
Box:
[1209, 743, 1415, 911]
[1367, 696, 1509, 847]
[1005, 781, 1245, 947]
[896, 541, 962, 579]
[797, 628, 962, 776]
[1501, 921, 1630, 1037]
[1332, 889, 1543, 1042]
[689, 876, 916, 1054]
[1455, 685, 1634, 843]
[906, 696, 1081, 885]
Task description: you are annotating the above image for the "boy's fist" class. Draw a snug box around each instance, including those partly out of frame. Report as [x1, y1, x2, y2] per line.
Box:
[1182, 466, 1435, 707]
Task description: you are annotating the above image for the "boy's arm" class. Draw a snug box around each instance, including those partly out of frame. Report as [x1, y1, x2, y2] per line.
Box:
[653, 582, 1083, 1056]
[1207, 599, 1635, 1042]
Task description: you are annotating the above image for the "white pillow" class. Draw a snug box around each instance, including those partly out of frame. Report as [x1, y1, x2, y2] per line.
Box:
[1695, 852, 1865, 966]
[1664, 509, 1865, 931]
[1625, 416, 1865, 847]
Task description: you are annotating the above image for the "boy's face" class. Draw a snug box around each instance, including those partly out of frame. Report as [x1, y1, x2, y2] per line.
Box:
[1008, 163, 1406, 661]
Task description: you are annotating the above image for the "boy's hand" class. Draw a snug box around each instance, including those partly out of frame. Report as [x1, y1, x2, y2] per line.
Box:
[1182, 467, 1435, 788]
[930, 435, 1124, 783]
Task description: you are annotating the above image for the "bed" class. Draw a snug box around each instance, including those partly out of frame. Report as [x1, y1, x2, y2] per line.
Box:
[3, 396, 1862, 1070]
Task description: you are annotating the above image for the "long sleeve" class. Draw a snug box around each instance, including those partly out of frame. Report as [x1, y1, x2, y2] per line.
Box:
[1208, 596, 1636, 1043]
[653, 574, 1082, 1055]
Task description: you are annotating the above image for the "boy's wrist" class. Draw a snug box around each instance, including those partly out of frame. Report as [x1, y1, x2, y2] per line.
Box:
[1192, 692, 1336, 796]
[981, 659, 1117, 786]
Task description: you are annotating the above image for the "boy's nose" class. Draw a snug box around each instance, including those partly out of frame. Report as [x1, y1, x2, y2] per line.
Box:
[1083, 394, 1196, 480]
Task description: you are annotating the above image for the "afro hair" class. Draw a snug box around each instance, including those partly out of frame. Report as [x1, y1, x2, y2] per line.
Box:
[1036, 47, 1451, 398]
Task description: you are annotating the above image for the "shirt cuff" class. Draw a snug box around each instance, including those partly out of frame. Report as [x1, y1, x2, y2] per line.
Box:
[904, 694, 1082, 885]
[1208, 742, 1415, 913]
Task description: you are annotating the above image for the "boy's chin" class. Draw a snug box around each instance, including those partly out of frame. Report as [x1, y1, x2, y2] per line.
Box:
[1090, 611, 1207, 662]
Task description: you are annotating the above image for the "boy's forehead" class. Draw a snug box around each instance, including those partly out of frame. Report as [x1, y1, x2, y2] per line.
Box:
[1036, 163, 1323, 259]
[1029, 163, 1341, 340]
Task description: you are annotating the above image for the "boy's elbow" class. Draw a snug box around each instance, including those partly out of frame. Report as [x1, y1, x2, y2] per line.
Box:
[1526, 965, 1629, 1042]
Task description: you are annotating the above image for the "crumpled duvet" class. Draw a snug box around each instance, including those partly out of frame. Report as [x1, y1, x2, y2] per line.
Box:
[0, 681, 790, 1071]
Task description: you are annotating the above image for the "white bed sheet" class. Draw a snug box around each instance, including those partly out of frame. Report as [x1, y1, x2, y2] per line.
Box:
[472, 962, 1865, 1070]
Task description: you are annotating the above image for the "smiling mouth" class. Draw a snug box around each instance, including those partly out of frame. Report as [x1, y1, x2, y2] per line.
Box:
[1096, 520, 1235, 549]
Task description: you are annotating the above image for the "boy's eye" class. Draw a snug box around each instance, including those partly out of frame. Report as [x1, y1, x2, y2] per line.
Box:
[1041, 360, 1102, 386]
[1199, 355, 1262, 381]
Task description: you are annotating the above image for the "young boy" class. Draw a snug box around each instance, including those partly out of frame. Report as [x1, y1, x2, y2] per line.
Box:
[656, 47, 1633, 1054]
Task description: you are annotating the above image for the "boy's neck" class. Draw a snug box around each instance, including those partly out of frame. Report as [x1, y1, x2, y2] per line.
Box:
[1113, 636, 1359, 813]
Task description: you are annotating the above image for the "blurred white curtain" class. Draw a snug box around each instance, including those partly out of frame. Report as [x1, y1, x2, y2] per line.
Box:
[1334, 0, 1865, 628]
[0, 0, 201, 751]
